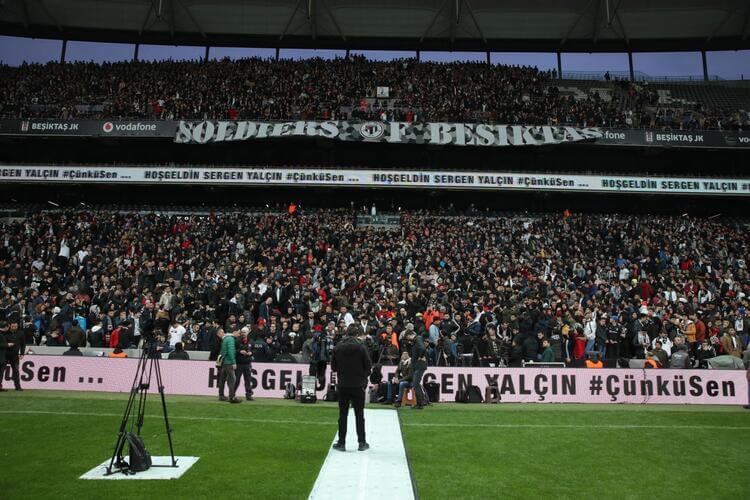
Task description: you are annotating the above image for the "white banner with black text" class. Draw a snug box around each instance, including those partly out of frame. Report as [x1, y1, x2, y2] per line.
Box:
[174, 120, 603, 147]
[1, 165, 749, 195]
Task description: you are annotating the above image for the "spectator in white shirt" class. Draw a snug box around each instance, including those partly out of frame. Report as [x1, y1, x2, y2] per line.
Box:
[168, 319, 187, 347]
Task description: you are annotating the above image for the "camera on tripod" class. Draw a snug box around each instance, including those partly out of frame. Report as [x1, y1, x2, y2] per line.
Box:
[104, 319, 177, 476]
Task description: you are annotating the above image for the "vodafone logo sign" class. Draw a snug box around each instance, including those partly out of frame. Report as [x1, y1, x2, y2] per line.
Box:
[99, 121, 157, 135]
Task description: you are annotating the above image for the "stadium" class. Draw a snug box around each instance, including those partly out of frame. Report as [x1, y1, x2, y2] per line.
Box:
[0, 1, 749, 498]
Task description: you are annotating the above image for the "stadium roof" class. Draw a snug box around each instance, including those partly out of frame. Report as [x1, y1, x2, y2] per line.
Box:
[1, 0, 749, 53]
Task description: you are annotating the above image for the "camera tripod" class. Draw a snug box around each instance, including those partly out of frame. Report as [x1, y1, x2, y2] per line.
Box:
[105, 340, 177, 475]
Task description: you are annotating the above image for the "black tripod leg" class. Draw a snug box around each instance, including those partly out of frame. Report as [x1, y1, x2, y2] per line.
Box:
[152, 353, 177, 466]
[134, 355, 154, 436]
[106, 347, 148, 475]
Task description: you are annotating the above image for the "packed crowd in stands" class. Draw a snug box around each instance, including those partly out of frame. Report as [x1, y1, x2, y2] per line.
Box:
[1, 56, 747, 130]
[0, 208, 748, 372]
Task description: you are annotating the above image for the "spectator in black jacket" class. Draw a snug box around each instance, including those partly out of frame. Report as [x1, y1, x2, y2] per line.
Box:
[1, 320, 25, 391]
[0, 321, 7, 391]
[63, 345, 83, 356]
[65, 319, 86, 349]
[479, 326, 503, 366]
[331, 324, 372, 452]
[509, 337, 524, 367]
[234, 327, 254, 401]
[167, 342, 190, 360]
[410, 332, 429, 409]
[522, 332, 539, 361]
[595, 317, 608, 359]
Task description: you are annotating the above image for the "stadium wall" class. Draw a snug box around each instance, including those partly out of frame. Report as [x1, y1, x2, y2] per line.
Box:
[8, 356, 747, 405]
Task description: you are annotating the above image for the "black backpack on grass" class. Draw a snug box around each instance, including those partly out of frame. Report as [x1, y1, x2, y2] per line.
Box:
[467, 385, 484, 403]
[425, 382, 440, 402]
[122, 432, 152, 472]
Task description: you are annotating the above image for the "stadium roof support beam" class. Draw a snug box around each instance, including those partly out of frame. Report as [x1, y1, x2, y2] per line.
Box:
[556, 51, 562, 79]
[701, 50, 708, 81]
[419, 0, 449, 44]
[307, 0, 316, 40]
[175, 0, 206, 39]
[463, 0, 486, 45]
[279, 0, 302, 40]
[627, 51, 634, 80]
[320, 0, 345, 42]
[561, 0, 596, 46]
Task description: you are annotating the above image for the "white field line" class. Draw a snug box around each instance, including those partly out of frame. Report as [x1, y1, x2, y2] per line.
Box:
[1, 409, 749, 430]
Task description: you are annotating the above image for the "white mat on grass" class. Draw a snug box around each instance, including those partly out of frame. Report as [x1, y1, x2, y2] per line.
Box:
[309, 408, 415, 500]
[80, 456, 199, 480]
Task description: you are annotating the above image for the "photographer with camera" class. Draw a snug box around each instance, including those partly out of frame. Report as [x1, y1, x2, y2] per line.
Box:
[427, 317, 442, 365]
[331, 324, 372, 452]
[311, 328, 331, 391]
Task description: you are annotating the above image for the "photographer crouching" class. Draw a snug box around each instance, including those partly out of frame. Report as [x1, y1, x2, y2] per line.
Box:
[331, 324, 372, 452]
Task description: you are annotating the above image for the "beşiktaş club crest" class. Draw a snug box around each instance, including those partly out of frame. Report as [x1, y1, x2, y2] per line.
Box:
[359, 121, 385, 140]
[20, 120, 29, 132]
[645, 131, 654, 143]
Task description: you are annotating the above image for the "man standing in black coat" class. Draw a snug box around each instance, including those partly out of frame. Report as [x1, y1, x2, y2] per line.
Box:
[1, 320, 25, 391]
[331, 324, 372, 452]
[234, 327, 254, 401]
[0, 321, 7, 391]
[410, 332, 429, 409]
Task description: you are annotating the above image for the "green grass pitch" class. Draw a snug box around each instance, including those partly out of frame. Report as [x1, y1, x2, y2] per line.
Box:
[1, 390, 748, 499]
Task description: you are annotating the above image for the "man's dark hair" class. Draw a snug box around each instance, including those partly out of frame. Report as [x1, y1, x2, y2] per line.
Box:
[346, 324, 364, 337]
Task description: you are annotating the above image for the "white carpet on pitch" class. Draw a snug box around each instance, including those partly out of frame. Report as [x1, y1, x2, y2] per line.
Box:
[80, 456, 199, 480]
[309, 408, 415, 500]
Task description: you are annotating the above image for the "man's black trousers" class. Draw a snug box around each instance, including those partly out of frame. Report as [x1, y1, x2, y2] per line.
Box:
[1, 356, 21, 390]
[234, 363, 254, 398]
[337, 386, 366, 445]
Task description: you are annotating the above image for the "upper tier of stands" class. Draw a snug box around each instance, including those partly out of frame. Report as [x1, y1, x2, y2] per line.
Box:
[1, 57, 748, 130]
